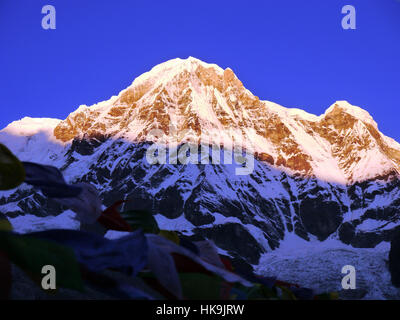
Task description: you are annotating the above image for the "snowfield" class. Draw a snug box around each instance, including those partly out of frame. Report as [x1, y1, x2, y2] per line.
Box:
[9, 210, 80, 233]
[255, 233, 400, 300]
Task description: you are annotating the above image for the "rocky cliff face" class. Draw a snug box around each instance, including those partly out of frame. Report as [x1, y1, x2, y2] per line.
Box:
[1, 57, 400, 268]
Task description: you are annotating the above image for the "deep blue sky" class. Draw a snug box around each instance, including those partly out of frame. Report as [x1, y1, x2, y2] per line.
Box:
[1, 1, 399, 139]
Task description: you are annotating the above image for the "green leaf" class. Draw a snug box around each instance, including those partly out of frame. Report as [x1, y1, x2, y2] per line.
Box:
[158, 230, 180, 244]
[0, 219, 12, 232]
[121, 210, 160, 234]
[0, 250, 12, 299]
[0, 213, 12, 232]
[276, 284, 297, 300]
[0, 231, 84, 292]
[314, 291, 339, 300]
[0, 144, 25, 191]
[179, 273, 227, 300]
[237, 283, 279, 300]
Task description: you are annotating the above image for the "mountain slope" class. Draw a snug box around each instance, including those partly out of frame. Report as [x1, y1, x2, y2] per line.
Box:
[52, 57, 400, 184]
[1, 57, 400, 268]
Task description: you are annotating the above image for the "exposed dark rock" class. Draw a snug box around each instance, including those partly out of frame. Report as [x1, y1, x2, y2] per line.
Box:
[124, 188, 154, 212]
[229, 255, 255, 275]
[294, 219, 310, 241]
[154, 186, 184, 219]
[193, 223, 265, 264]
[389, 230, 400, 287]
[299, 196, 343, 240]
[265, 234, 280, 250]
[70, 134, 107, 156]
[11, 191, 65, 218]
[184, 209, 215, 226]
[339, 222, 400, 248]
[362, 207, 398, 221]
[338, 222, 356, 245]
[349, 232, 383, 248]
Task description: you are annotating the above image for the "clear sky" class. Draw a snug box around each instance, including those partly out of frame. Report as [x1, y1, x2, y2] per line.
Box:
[1, 1, 399, 139]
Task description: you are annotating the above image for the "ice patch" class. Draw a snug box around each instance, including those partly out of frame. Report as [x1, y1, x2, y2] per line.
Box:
[9, 210, 80, 234]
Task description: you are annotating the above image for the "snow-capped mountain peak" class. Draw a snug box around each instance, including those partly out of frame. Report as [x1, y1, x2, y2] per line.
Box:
[3, 57, 400, 184]
[324, 100, 378, 129]
[1, 117, 61, 137]
[0, 117, 65, 165]
[2, 58, 400, 270]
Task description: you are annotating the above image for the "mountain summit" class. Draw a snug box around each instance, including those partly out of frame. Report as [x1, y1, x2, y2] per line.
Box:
[49, 57, 400, 184]
[1, 57, 400, 268]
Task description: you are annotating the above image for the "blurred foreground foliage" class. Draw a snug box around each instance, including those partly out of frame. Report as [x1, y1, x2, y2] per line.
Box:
[0, 143, 338, 300]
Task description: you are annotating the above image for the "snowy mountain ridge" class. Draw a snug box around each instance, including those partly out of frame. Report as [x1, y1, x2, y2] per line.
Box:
[1, 57, 400, 272]
[4, 57, 400, 184]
